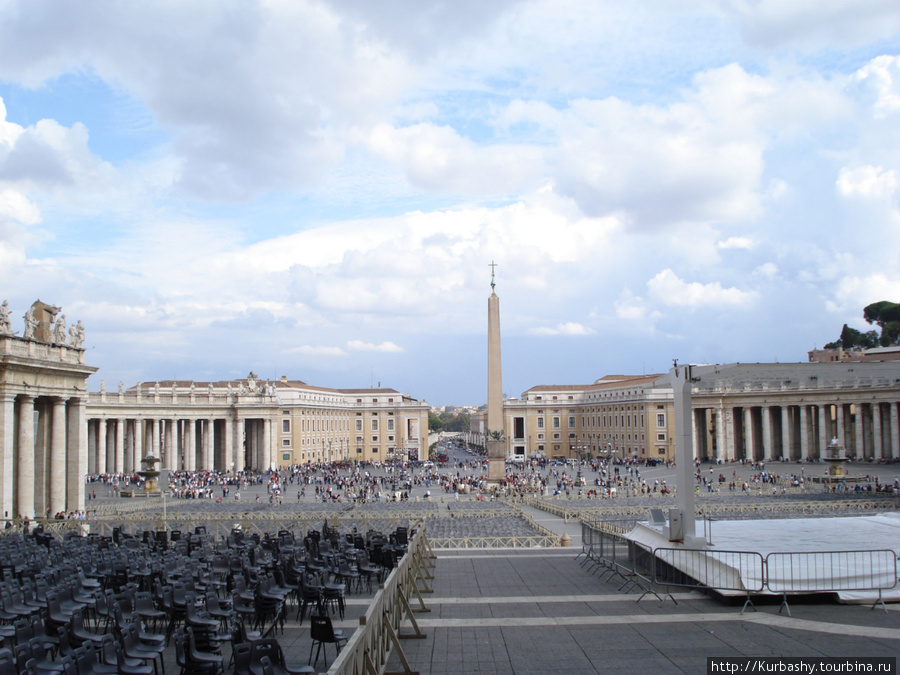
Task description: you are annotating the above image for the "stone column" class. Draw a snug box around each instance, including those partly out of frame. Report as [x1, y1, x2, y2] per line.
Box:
[96, 419, 107, 475]
[715, 407, 727, 461]
[204, 419, 214, 470]
[855, 404, 866, 459]
[133, 419, 143, 469]
[147, 418, 156, 459]
[780, 406, 791, 460]
[49, 397, 67, 515]
[224, 417, 234, 473]
[873, 402, 883, 461]
[66, 398, 86, 512]
[890, 403, 899, 461]
[105, 420, 115, 474]
[761, 406, 772, 461]
[0, 394, 15, 520]
[16, 395, 35, 519]
[157, 419, 165, 459]
[799, 405, 810, 461]
[818, 404, 829, 459]
[742, 408, 753, 461]
[115, 419, 125, 474]
[186, 419, 196, 471]
[836, 404, 846, 448]
[167, 419, 178, 469]
[262, 419, 271, 471]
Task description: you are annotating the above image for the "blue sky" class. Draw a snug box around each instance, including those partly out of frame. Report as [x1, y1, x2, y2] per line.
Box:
[1, 0, 899, 406]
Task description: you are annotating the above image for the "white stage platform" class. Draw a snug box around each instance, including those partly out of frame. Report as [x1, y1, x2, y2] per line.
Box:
[625, 513, 900, 603]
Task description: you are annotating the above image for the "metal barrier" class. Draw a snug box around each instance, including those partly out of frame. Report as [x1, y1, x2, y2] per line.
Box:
[653, 547, 765, 612]
[428, 535, 557, 549]
[578, 521, 660, 600]
[327, 527, 435, 675]
[579, 522, 898, 614]
[766, 550, 898, 615]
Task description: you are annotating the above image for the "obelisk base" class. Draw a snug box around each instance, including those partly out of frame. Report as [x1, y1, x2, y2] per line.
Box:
[487, 439, 506, 484]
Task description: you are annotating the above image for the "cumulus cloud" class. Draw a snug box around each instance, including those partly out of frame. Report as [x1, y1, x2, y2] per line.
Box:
[347, 340, 404, 353]
[718, 236, 754, 250]
[284, 345, 346, 357]
[837, 165, 898, 201]
[529, 322, 595, 336]
[727, 0, 900, 49]
[0, 2, 417, 200]
[647, 269, 758, 309]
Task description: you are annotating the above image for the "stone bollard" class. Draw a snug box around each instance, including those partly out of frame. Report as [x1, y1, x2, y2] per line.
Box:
[560, 533, 571, 547]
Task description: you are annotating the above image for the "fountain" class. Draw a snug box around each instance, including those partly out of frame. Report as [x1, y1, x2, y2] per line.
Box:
[813, 438, 865, 485]
[137, 452, 162, 494]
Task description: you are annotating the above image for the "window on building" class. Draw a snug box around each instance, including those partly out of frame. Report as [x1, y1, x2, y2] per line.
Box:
[537, 417, 544, 429]
[657, 413, 666, 427]
[537, 433, 544, 440]
[568, 416, 575, 428]
[657, 432, 665, 442]
[356, 420, 362, 432]
[282, 419, 290, 433]
[388, 435, 394, 442]
[553, 433, 560, 440]
[387, 419, 394, 431]
[282, 453, 291, 461]
[356, 436, 363, 444]
[281, 439, 291, 447]
[553, 417, 560, 428]
[658, 447, 666, 455]
[372, 436, 378, 443]
[371, 419, 378, 431]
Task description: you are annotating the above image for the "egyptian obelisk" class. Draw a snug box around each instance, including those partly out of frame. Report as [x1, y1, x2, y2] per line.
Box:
[487, 262, 506, 483]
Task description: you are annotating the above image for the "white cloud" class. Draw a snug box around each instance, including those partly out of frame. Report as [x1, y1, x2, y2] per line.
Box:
[718, 236, 754, 250]
[647, 269, 758, 309]
[529, 322, 595, 336]
[347, 340, 404, 353]
[727, 0, 900, 49]
[283, 345, 346, 357]
[828, 273, 900, 315]
[837, 165, 898, 201]
[366, 123, 543, 195]
[753, 262, 779, 279]
[855, 56, 900, 118]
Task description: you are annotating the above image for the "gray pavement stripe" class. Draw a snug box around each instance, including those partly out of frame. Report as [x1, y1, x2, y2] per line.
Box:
[435, 551, 577, 558]
[388, 612, 900, 639]
[740, 612, 900, 640]
[426, 593, 702, 604]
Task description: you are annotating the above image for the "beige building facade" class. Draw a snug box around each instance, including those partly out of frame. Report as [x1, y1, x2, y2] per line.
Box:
[0, 301, 96, 519]
[502, 375, 676, 462]
[496, 362, 900, 463]
[85, 374, 429, 473]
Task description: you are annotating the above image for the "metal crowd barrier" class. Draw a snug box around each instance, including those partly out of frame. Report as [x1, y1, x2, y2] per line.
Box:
[766, 550, 897, 615]
[327, 526, 435, 675]
[579, 523, 898, 613]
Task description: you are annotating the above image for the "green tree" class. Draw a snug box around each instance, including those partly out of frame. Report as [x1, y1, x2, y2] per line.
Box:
[863, 301, 900, 345]
[428, 411, 443, 432]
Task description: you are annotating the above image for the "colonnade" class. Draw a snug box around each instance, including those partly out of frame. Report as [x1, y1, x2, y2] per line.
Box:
[0, 393, 86, 520]
[692, 399, 900, 462]
[86, 415, 273, 475]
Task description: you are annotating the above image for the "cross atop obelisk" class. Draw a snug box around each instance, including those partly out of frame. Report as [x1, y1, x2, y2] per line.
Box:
[486, 260, 505, 483]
